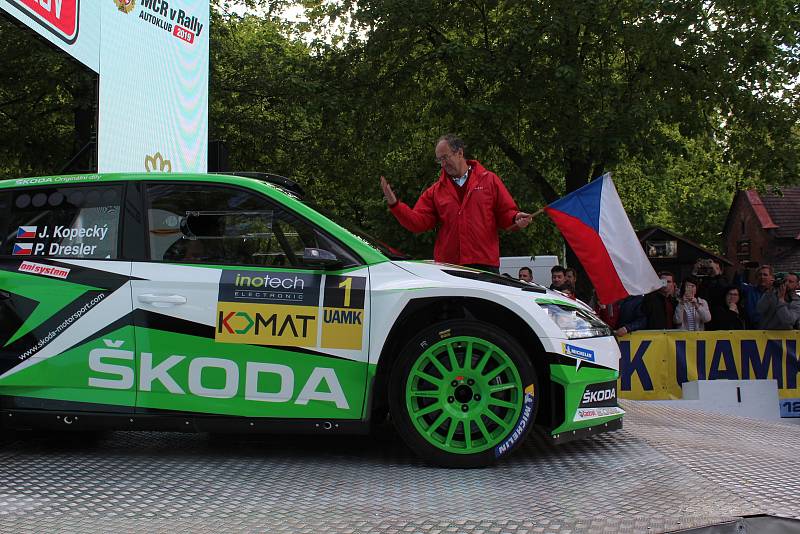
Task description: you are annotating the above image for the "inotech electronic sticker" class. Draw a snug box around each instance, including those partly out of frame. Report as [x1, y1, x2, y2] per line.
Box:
[215, 270, 321, 348]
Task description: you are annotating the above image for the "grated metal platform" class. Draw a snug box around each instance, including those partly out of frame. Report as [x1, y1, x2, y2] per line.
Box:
[1, 400, 799, 533]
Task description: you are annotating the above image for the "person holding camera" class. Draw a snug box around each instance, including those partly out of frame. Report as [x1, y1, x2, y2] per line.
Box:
[695, 258, 728, 311]
[756, 272, 800, 329]
[673, 276, 712, 331]
[735, 264, 775, 328]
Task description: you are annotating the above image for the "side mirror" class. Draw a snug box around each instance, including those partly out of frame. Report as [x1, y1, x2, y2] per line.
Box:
[303, 248, 341, 268]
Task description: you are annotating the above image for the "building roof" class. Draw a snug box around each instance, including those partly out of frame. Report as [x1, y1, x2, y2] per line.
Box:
[636, 226, 732, 265]
[722, 186, 800, 240]
[771, 247, 800, 274]
[744, 190, 779, 230]
[757, 186, 800, 239]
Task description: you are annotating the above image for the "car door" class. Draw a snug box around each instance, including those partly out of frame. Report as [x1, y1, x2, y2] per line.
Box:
[0, 181, 135, 414]
[130, 180, 370, 421]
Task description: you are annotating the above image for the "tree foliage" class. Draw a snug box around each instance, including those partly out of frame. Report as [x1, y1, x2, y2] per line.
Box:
[0, 17, 96, 177]
[294, 0, 799, 256]
[209, 9, 321, 176]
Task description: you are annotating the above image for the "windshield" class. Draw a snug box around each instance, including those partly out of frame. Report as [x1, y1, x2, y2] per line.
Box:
[303, 200, 409, 261]
[442, 268, 547, 292]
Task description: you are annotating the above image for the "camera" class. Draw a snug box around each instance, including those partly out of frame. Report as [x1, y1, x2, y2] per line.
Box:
[773, 274, 786, 289]
[693, 258, 714, 277]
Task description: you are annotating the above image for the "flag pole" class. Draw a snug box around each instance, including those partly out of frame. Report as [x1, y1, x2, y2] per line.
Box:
[529, 207, 546, 219]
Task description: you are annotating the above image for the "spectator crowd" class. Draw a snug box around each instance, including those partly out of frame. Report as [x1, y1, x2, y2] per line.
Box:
[520, 258, 800, 334]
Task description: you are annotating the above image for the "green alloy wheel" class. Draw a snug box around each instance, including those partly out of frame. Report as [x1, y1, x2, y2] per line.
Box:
[389, 320, 538, 468]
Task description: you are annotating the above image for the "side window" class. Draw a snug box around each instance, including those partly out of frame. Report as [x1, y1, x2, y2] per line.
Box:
[145, 183, 358, 267]
[0, 186, 122, 259]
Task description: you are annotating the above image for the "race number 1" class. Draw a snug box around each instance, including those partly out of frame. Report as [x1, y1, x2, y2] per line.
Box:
[339, 277, 352, 307]
[322, 275, 366, 350]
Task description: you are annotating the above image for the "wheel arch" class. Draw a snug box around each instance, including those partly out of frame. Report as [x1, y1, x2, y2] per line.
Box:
[370, 296, 552, 424]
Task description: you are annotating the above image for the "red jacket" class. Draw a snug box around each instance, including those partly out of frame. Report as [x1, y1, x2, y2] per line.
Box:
[389, 160, 519, 267]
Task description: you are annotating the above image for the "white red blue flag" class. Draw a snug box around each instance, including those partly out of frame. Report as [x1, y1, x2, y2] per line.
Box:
[13, 243, 33, 255]
[17, 226, 36, 239]
[544, 173, 661, 304]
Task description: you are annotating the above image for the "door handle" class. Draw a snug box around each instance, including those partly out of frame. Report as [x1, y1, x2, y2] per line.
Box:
[137, 294, 187, 307]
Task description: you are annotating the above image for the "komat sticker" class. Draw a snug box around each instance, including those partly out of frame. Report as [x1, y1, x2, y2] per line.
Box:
[215, 270, 321, 348]
[216, 303, 318, 347]
[321, 275, 366, 350]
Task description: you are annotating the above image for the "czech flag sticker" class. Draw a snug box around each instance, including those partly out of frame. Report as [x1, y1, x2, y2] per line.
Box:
[13, 243, 33, 255]
[17, 226, 36, 239]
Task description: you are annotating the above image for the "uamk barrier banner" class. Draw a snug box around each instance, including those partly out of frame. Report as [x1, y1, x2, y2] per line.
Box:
[617, 330, 800, 417]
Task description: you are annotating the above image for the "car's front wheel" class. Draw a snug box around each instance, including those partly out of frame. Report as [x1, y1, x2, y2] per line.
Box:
[389, 319, 538, 468]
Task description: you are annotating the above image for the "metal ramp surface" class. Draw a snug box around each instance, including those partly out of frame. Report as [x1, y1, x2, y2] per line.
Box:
[1, 400, 798, 533]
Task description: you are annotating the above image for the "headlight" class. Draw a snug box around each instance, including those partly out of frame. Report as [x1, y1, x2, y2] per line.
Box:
[539, 302, 612, 339]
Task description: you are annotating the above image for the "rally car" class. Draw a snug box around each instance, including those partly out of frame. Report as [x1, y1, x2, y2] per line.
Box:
[0, 172, 623, 467]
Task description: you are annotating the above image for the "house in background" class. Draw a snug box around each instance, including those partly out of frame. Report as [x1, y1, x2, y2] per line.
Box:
[636, 226, 732, 283]
[722, 186, 800, 279]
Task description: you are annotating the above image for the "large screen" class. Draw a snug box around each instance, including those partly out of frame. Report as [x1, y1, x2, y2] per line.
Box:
[97, 0, 208, 172]
[1, 0, 209, 173]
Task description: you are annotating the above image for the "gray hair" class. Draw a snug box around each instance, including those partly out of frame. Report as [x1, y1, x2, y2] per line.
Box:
[437, 134, 466, 153]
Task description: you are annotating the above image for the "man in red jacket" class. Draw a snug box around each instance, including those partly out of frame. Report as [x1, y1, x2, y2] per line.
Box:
[380, 134, 532, 272]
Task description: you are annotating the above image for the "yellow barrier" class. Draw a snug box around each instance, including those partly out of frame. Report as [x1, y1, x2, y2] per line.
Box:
[617, 330, 800, 400]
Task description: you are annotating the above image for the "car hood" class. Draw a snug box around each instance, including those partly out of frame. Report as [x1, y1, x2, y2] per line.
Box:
[390, 260, 593, 311]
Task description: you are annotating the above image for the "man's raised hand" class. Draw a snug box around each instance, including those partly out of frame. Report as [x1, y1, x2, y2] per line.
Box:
[380, 176, 397, 206]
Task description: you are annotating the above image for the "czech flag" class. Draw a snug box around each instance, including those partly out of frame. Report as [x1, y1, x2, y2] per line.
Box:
[17, 226, 36, 239]
[544, 173, 661, 304]
[13, 243, 33, 256]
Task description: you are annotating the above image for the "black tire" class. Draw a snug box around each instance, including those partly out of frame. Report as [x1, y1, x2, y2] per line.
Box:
[388, 319, 538, 468]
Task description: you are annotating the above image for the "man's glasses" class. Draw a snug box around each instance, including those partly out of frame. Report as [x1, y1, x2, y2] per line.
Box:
[435, 151, 457, 165]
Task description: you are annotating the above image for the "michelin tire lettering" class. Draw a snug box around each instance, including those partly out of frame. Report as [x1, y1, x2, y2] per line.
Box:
[495, 386, 536, 458]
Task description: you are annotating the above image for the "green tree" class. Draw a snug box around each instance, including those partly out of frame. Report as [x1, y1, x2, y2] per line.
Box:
[209, 8, 321, 177]
[614, 124, 750, 253]
[296, 0, 799, 257]
[0, 17, 96, 177]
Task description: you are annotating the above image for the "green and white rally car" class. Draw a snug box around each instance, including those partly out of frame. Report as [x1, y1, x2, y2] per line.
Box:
[0, 172, 623, 467]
